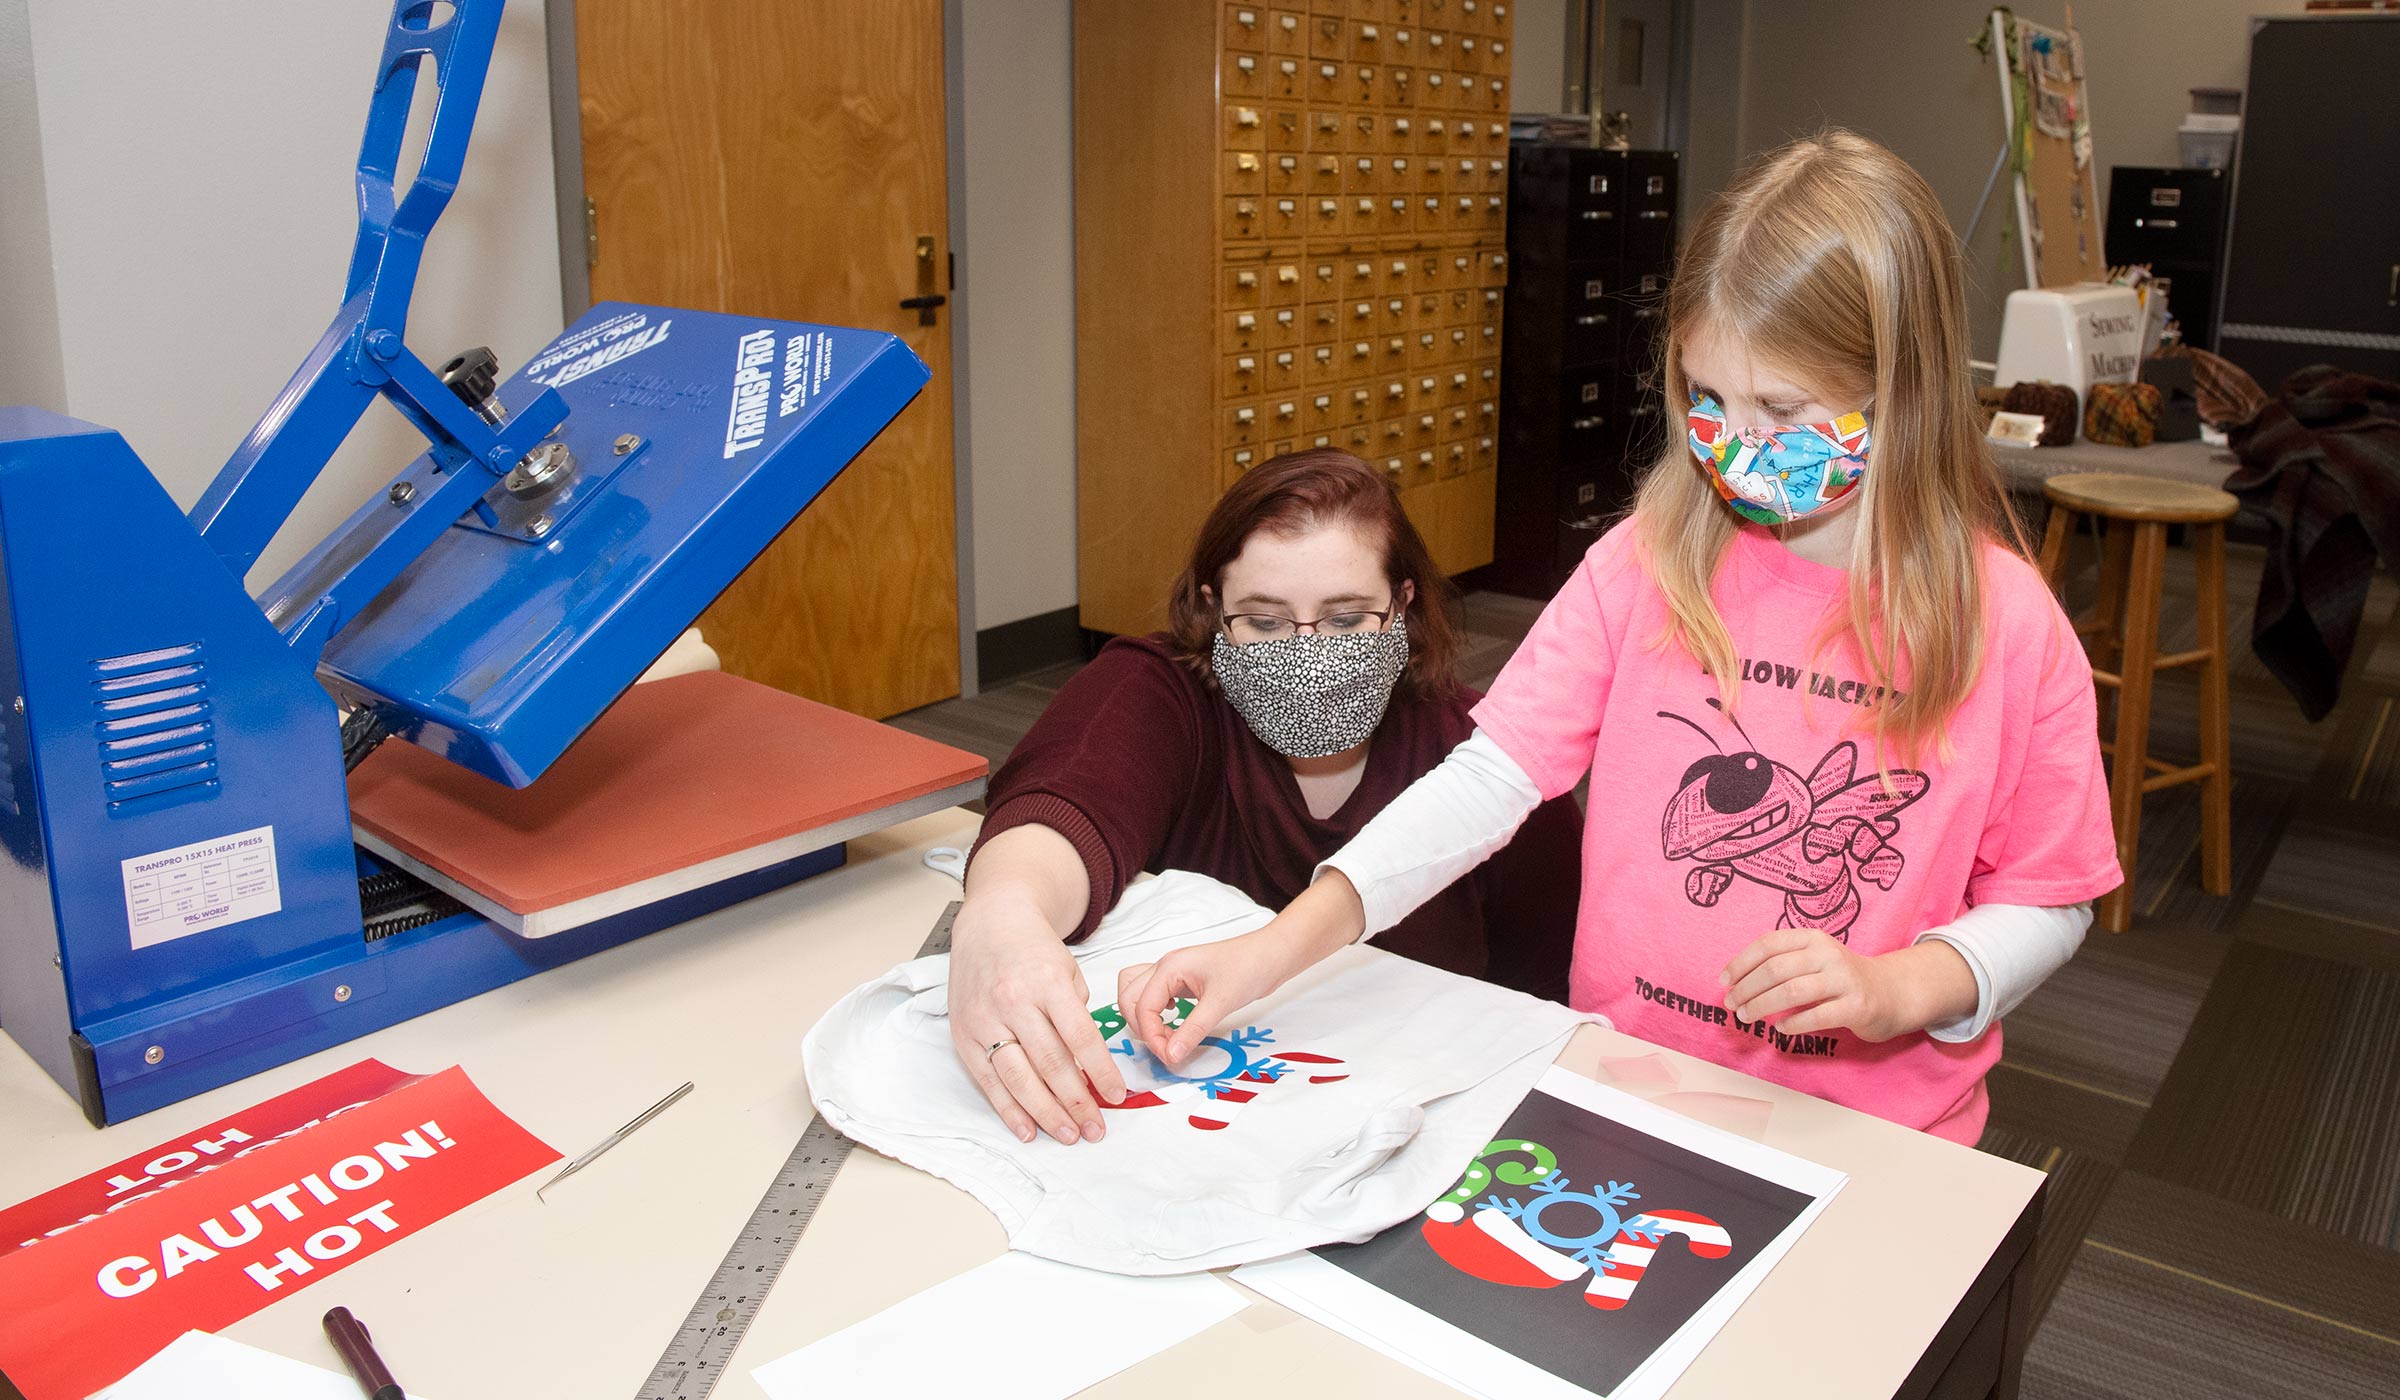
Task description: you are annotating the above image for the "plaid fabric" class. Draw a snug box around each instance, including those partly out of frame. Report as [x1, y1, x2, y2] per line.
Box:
[2226, 366, 2400, 720]
[2085, 382, 2163, 447]
[2184, 346, 2270, 428]
[2002, 380, 2080, 446]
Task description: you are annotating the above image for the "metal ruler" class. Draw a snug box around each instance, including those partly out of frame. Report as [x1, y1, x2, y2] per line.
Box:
[636, 902, 958, 1400]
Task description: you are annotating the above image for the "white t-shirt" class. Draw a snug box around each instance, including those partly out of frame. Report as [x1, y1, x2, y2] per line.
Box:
[803, 872, 1593, 1275]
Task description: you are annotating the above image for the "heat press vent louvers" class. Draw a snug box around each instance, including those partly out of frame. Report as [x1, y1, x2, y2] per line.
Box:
[90, 644, 218, 813]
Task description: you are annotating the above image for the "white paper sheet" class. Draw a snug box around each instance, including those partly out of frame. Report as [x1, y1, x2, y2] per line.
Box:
[96, 1330, 434, 1400]
[751, 1251, 1249, 1400]
[1233, 1067, 1847, 1400]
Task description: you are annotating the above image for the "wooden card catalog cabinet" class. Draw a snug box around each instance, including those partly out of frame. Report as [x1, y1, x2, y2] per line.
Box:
[1074, 0, 1511, 636]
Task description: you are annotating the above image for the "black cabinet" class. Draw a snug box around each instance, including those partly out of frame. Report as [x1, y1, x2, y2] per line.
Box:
[1476, 144, 1678, 599]
[2104, 166, 2229, 351]
[2217, 15, 2400, 389]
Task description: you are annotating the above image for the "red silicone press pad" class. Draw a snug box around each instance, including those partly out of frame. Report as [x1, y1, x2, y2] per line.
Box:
[348, 669, 986, 914]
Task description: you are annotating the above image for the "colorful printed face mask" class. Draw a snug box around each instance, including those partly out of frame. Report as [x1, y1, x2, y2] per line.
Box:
[1685, 392, 1873, 525]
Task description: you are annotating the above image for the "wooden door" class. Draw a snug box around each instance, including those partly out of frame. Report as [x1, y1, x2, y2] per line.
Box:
[575, 0, 959, 718]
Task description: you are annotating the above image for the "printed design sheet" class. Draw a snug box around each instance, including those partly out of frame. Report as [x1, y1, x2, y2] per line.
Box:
[1236, 1067, 1846, 1399]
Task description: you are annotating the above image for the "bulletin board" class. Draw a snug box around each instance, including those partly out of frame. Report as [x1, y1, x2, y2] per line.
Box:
[1989, 8, 2103, 288]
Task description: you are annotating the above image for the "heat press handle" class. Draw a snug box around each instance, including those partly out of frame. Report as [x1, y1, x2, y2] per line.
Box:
[190, 0, 520, 583]
[345, 0, 507, 316]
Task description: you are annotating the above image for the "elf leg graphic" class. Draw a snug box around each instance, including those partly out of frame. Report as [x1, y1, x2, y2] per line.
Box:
[1421, 1139, 1732, 1312]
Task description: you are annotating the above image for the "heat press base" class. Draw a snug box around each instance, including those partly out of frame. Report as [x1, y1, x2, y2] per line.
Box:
[346, 670, 988, 937]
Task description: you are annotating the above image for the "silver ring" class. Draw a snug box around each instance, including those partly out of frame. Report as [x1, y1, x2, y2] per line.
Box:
[985, 1038, 1020, 1059]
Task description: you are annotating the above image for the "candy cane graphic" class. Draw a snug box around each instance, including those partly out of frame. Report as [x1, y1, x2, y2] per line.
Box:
[1580, 1209, 1733, 1311]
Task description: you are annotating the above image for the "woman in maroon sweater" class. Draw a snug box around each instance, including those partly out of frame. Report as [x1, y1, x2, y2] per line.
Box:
[950, 450, 1584, 1146]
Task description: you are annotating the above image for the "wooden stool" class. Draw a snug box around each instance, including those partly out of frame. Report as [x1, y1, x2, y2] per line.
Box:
[2036, 473, 2238, 931]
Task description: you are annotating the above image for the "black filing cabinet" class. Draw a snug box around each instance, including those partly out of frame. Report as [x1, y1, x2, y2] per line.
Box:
[2217, 15, 2400, 388]
[2104, 166, 2229, 351]
[1479, 144, 1678, 599]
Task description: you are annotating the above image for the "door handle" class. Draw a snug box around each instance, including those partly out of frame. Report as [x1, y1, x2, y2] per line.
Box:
[908, 234, 945, 326]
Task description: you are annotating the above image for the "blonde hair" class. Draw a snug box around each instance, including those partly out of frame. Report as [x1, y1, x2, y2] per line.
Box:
[1632, 129, 2022, 761]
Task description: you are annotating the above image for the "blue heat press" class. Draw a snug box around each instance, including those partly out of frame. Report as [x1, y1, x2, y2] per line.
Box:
[0, 0, 956, 1124]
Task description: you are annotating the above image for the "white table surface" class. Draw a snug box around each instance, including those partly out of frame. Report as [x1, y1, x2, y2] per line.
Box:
[0, 808, 2043, 1399]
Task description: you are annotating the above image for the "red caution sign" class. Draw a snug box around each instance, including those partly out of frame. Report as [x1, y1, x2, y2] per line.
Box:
[0, 1062, 556, 1400]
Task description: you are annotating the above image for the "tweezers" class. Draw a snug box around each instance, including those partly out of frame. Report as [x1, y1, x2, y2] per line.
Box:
[538, 1080, 695, 1202]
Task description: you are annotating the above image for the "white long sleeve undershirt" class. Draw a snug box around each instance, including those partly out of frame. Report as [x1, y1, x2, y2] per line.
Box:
[1914, 901, 2089, 1042]
[1317, 728, 2088, 1041]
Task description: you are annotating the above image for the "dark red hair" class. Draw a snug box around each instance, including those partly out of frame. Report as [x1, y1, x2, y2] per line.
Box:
[1165, 448, 1465, 701]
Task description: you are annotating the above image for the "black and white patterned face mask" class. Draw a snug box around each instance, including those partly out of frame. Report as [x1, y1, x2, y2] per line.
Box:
[1211, 618, 1410, 759]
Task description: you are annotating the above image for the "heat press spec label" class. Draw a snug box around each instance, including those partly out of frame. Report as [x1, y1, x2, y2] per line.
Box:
[121, 825, 281, 949]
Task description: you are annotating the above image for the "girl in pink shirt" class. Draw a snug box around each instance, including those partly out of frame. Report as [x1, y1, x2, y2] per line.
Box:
[1118, 130, 2121, 1145]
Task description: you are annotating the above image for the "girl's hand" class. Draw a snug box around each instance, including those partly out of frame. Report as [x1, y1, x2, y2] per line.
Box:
[1719, 929, 1976, 1043]
[1116, 929, 1291, 1066]
[1119, 870, 1367, 1067]
[948, 893, 1126, 1146]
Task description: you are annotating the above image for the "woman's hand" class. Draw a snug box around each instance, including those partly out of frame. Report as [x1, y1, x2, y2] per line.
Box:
[1119, 871, 1368, 1065]
[1719, 929, 1977, 1043]
[947, 890, 1126, 1146]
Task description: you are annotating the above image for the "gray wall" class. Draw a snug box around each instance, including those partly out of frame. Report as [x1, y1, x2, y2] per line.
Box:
[0, 0, 65, 412]
[11, 0, 564, 590]
[1677, 0, 1750, 228]
[1680, 0, 2309, 357]
[1514, 0, 1574, 110]
[958, 0, 1079, 631]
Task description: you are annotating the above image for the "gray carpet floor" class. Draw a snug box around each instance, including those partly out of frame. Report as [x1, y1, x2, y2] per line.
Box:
[890, 539, 2400, 1398]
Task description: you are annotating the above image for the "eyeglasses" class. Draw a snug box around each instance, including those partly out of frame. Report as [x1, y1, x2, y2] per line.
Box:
[1220, 598, 1399, 645]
